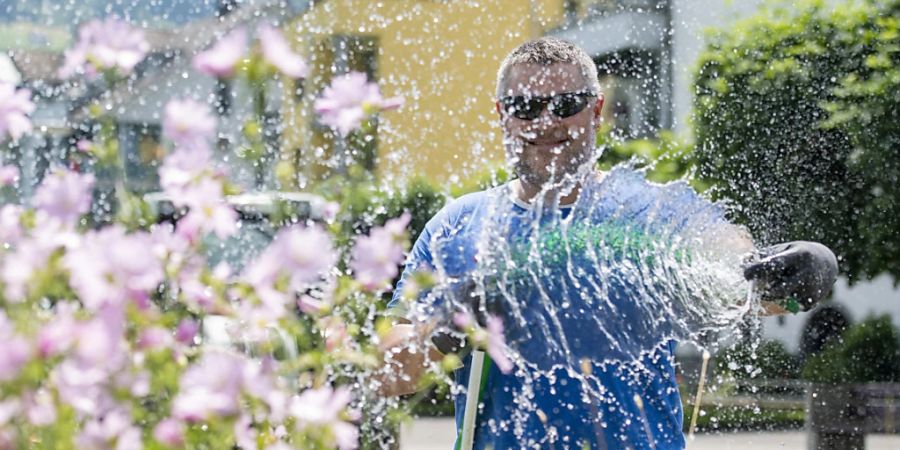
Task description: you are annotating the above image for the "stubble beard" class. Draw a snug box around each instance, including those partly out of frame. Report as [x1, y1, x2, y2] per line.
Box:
[507, 140, 596, 192]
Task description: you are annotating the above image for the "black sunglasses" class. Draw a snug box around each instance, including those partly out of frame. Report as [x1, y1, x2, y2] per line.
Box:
[500, 91, 596, 120]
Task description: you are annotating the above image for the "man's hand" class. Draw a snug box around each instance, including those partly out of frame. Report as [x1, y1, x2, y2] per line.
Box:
[743, 241, 838, 313]
[429, 277, 506, 354]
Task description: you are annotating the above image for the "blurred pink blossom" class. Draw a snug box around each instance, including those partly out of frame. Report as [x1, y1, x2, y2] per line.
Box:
[137, 326, 171, 351]
[453, 312, 513, 374]
[175, 177, 238, 240]
[485, 315, 513, 373]
[59, 17, 149, 79]
[76, 139, 93, 153]
[65, 226, 164, 310]
[32, 168, 95, 227]
[322, 316, 349, 352]
[0, 83, 34, 142]
[297, 294, 326, 314]
[163, 99, 217, 150]
[0, 165, 18, 187]
[175, 318, 199, 344]
[73, 304, 127, 371]
[153, 418, 185, 447]
[350, 213, 410, 291]
[172, 350, 246, 422]
[76, 409, 141, 450]
[314, 71, 403, 136]
[23, 389, 56, 426]
[259, 25, 309, 79]
[1, 237, 55, 300]
[245, 224, 336, 292]
[0, 312, 31, 381]
[290, 385, 358, 450]
[193, 27, 247, 78]
[37, 302, 79, 358]
[0, 204, 22, 246]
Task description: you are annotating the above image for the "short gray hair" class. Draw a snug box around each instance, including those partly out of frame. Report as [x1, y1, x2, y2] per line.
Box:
[496, 37, 601, 98]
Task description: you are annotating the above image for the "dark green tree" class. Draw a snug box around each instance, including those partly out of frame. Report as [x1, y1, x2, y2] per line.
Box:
[694, 0, 900, 283]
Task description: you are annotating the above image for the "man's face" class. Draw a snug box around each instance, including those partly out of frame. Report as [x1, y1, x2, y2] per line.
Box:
[496, 63, 604, 188]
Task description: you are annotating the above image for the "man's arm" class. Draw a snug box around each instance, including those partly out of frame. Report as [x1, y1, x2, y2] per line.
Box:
[700, 223, 821, 316]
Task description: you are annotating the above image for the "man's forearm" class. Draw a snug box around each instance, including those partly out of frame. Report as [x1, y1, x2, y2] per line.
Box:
[377, 323, 445, 397]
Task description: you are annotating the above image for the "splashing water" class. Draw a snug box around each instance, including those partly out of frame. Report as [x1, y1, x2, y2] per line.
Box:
[401, 165, 758, 443]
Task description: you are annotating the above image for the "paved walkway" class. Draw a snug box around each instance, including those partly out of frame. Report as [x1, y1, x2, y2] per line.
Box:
[400, 418, 900, 449]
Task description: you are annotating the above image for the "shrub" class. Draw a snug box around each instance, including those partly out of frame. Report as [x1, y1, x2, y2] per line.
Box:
[802, 315, 900, 383]
[694, 0, 900, 283]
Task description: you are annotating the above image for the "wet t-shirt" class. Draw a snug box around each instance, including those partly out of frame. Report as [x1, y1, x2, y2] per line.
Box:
[389, 168, 742, 450]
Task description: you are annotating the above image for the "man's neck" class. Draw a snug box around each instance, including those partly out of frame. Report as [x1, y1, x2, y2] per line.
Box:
[513, 177, 583, 207]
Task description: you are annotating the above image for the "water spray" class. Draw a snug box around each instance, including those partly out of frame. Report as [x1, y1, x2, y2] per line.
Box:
[633, 394, 657, 450]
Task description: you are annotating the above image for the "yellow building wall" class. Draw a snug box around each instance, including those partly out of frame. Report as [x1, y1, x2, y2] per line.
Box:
[283, 0, 570, 187]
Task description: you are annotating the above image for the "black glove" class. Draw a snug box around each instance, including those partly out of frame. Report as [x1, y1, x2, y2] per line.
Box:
[743, 241, 838, 313]
[430, 277, 506, 354]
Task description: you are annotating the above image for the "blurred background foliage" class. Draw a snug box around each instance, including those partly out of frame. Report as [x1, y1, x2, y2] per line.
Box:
[693, 0, 900, 284]
[802, 315, 900, 383]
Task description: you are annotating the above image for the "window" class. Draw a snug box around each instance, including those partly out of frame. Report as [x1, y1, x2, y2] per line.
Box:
[118, 123, 164, 193]
[595, 49, 665, 139]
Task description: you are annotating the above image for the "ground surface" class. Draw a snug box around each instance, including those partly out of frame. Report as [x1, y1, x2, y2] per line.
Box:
[399, 418, 900, 449]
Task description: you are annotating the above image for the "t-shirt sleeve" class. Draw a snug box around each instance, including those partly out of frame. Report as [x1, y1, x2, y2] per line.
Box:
[386, 207, 444, 319]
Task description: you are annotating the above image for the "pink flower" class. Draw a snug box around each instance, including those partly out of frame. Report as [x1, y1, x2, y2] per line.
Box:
[153, 418, 185, 447]
[37, 302, 79, 357]
[453, 312, 513, 374]
[0, 204, 22, 245]
[32, 168, 95, 227]
[322, 316, 349, 352]
[290, 386, 358, 450]
[314, 72, 403, 136]
[259, 25, 309, 79]
[73, 304, 127, 371]
[244, 224, 336, 291]
[65, 227, 164, 310]
[23, 390, 56, 426]
[137, 326, 171, 351]
[159, 146, 213, 199]
[175, 318, 199, 344]
[0, 165, 18, 186]
[172, 350, 246, 422]
[485, 315, 513, 373]
[279, 225, 337, 285]
[193, 27, 247, 78]
[0, 312, 31, 381]
[76, 139, 93, 152]
[76, 409, 142, 450]
[59, 17, 149, 79]
[297, 295, 326, 314]
[163, 98, 217, 150]
[0, 83, 34, 142]
[0, 237, 53, 300]
[350, 213, 410, 291]
[175, 177, 237, 240]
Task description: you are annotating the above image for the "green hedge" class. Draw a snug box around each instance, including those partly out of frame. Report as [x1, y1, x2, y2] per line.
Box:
[802, 314, 900, 383]
[694, 0, 900, 283]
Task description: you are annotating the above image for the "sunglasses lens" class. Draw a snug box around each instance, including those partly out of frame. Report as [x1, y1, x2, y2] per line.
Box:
[504, 96, 543, 120]
[502, 93, 593, 120]
[550, 94, 589, 118]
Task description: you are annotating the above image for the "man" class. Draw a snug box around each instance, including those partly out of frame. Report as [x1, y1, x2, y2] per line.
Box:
[378, 37, 837, 449]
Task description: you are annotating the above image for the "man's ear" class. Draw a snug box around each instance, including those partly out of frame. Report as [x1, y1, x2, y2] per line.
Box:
[593, 93, 604, 120]
[495, 101, 503, 119]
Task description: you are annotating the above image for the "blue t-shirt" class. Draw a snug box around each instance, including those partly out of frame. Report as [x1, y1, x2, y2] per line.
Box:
[390, 168, 736, 450]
